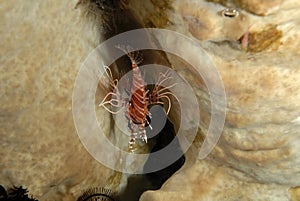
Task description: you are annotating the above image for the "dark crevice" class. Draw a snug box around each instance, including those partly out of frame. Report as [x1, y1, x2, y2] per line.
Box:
[116, 106, 185, 201]
[88, 0, 144, 41]
[78, 1, 186, 201]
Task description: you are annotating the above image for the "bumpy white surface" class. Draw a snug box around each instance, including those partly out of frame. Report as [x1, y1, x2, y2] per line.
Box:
[0, 1, 113, 200]
[1, 0, 300, 201]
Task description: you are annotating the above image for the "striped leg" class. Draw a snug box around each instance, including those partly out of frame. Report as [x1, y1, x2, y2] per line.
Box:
[139, 125, 147, 143]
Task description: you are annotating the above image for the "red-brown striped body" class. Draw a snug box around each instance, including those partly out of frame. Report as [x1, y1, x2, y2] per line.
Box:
[128, 62, 149, 125]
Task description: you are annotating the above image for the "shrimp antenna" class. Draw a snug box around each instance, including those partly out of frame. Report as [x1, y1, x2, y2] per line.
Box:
[115, 45, 143, 65]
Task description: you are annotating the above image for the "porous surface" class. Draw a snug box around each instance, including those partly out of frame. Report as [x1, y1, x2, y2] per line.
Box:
[1, 0, 300, 201]
[123, 0, 300, 200]
[207, 0, 284, 16]
[0, 1, 112, 200]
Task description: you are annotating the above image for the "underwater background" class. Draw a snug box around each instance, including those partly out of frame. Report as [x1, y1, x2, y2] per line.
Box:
[1, 0, 300, 200]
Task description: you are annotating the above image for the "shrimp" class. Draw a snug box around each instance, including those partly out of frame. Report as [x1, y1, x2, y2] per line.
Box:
[99, 45, 178, 152]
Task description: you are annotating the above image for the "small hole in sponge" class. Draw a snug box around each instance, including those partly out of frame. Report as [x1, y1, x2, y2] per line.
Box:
[221, 8, 240, 18]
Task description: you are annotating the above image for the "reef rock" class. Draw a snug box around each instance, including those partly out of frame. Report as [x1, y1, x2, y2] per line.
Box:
[0, 1, 113, 200]
[1, 0, 300, 201]
[122, 0, 300, 200]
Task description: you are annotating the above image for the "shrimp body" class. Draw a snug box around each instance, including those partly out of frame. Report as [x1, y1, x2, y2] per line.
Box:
[125, 56, 151, 149]
[127, 61, 149, 125]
